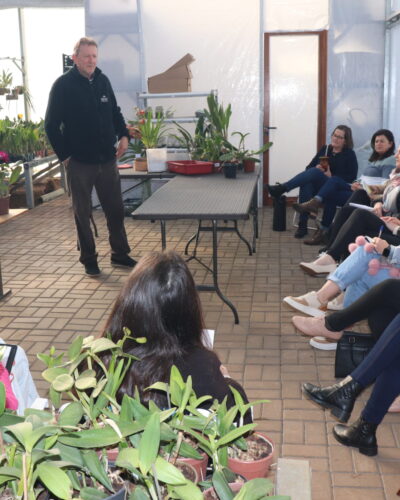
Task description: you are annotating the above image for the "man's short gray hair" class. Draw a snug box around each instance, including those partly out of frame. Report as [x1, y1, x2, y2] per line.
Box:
[73, 37, 98, 56]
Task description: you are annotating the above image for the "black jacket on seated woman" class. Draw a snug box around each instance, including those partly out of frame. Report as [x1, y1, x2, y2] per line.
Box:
[99, 251, 250, 419]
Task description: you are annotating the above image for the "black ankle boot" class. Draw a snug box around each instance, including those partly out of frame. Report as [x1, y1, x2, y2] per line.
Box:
[302, 379, 363, 422]
[294, 225, 308, 238]
[333, 416, 378, 456]
[266, 183, 286, 198]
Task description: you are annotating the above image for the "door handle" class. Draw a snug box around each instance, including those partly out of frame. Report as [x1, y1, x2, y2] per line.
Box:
[264, 126, 277, 131]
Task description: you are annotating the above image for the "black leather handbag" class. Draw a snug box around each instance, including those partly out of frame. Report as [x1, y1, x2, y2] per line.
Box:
[334, 332, 376, 378]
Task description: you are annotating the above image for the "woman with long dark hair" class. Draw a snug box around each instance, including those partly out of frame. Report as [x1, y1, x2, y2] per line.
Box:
[101, 251, 248, 410]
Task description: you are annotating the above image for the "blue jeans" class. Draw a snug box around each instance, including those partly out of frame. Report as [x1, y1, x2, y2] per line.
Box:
[317, 177, 353, 228]
[352, 314, 400, 424]
[327, 245, 399, 308]
[285, 167, 327, 225]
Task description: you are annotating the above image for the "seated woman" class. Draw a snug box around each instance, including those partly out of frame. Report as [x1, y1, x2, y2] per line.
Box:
[291, 279, 400, 352]
[299, 147, 400, 276]
[100, 250, 248, 412]
[266, 125, 357, 239]
[302, 312, 400, 456]
[293, 129, 396, 245]
[284, 236, 400, 325]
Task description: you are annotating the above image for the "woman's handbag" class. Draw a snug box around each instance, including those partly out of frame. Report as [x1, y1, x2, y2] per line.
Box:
[334, 332, 376, 378]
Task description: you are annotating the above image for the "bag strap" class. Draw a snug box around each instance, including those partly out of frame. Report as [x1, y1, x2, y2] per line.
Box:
[1, 344, 18, 374]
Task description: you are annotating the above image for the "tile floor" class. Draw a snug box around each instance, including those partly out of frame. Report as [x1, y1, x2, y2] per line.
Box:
[0, 195, 399, 499]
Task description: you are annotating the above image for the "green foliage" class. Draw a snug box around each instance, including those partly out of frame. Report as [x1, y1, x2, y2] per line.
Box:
[0, 70, 13, 89]
[203, 94, 232, 140]
[0, 334, 289, 500]
[0, 162, 22, 197]
[220, 131, 273, 164]
[0, 117, 46, 159]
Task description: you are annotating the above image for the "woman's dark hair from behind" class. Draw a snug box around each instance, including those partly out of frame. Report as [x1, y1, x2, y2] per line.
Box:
[101, 251, 205, 407]
[369, 129, 395, 162]
[333, 125, 354, 150]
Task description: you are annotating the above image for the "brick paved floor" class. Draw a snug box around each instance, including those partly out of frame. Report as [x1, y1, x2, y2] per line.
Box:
[0, 194, 399, 499]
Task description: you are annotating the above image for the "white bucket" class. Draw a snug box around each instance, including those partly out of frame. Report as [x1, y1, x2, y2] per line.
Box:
[146, 148, 167, 172]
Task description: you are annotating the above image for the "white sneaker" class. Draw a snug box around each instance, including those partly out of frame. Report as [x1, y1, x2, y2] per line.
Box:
[283, 291, 327, 317]
[309, 336, 338, 351]
[327, 292, 344, 311]
[299, 260, 337, 276]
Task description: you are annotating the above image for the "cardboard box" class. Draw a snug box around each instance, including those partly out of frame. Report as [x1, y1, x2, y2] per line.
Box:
[147, 53, 194, 93]
[148, 78, 191, 93]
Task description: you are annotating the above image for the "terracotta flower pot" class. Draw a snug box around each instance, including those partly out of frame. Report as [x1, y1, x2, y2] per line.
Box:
[176, 460, 198, 483]
[178, 452, 208, 482]
[227, 432, 274, 480]
[134, 158, 148, 172]
[243, 159, 256, 173]
[0, 196, 10, 216]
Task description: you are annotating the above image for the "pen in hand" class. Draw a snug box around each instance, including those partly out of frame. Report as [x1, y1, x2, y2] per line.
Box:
[378, 225, 384, 239]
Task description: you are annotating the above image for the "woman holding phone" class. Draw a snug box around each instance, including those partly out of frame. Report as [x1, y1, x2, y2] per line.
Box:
[293, 129, 395, 244]
[266, 125, 358, 240]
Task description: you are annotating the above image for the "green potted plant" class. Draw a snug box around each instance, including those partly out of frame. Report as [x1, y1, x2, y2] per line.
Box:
[0, 162, 22, 215]
[0, 333, 288, 500]
[132, 108, 169, 172]
[0, 70, 13, 95]
[221, 132, 273, 174]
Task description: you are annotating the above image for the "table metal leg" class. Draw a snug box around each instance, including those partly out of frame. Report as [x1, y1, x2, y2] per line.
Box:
[142, 179, 152, 201]
[233, 221, 252, 255]
[184, 220, 202, 256]
[160, 220, 166, 250]
[196, 220, 239, 324]
[0, 261, 11, 301]
[251, 188, 259, 252]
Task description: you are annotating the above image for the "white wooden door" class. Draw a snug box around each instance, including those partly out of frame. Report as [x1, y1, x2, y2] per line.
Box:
[263, 32, 327, 204]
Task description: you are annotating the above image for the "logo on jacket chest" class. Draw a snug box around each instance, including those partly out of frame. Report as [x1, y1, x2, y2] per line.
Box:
[100, 95, 109, 103]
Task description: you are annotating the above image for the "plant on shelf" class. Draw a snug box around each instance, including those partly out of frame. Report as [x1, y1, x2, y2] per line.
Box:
[132, 108, 168, 151]
[220, 132, 272, 166]
[0, 118, 42, 162]
[0, 162, 22, 198]
[203, 94, 232, 141]
[0, 70, 13, 95]
[0, 161, 22, 215]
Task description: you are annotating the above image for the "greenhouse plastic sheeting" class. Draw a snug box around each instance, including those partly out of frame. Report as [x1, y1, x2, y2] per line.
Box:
[86, 0, 142, 120]
[386, 23, 400, 138]
[139, 0, 261, 152]
[264, 0, 328, 32]
[327, 1, 386, 147]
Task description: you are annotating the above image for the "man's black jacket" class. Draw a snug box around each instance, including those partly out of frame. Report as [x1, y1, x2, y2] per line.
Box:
[45, 65, 129, 163]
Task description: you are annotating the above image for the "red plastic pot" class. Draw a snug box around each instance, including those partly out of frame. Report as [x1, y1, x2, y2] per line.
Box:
[227, 432, 274, 480]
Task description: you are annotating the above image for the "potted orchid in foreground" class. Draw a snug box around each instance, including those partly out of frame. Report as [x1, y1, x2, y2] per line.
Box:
[125, 108, 169, 172]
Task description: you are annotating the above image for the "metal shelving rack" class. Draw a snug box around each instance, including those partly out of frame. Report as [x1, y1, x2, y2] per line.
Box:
[137, 89, 218, 123]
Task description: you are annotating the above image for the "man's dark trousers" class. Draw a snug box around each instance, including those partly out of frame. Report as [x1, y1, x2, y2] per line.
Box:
[68, 158, 130, 265]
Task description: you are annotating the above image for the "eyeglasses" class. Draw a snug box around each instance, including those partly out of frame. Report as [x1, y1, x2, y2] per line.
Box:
[332, 133, 345, 140]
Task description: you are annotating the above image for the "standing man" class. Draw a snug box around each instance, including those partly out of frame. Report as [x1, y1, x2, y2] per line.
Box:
[45, 37, 136, 276]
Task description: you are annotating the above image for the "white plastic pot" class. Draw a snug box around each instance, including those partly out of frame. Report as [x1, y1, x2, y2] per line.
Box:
[146, 148, 167, 172]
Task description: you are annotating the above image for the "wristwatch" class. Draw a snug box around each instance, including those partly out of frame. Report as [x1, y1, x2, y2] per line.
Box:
[382, 246, 390, 258]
